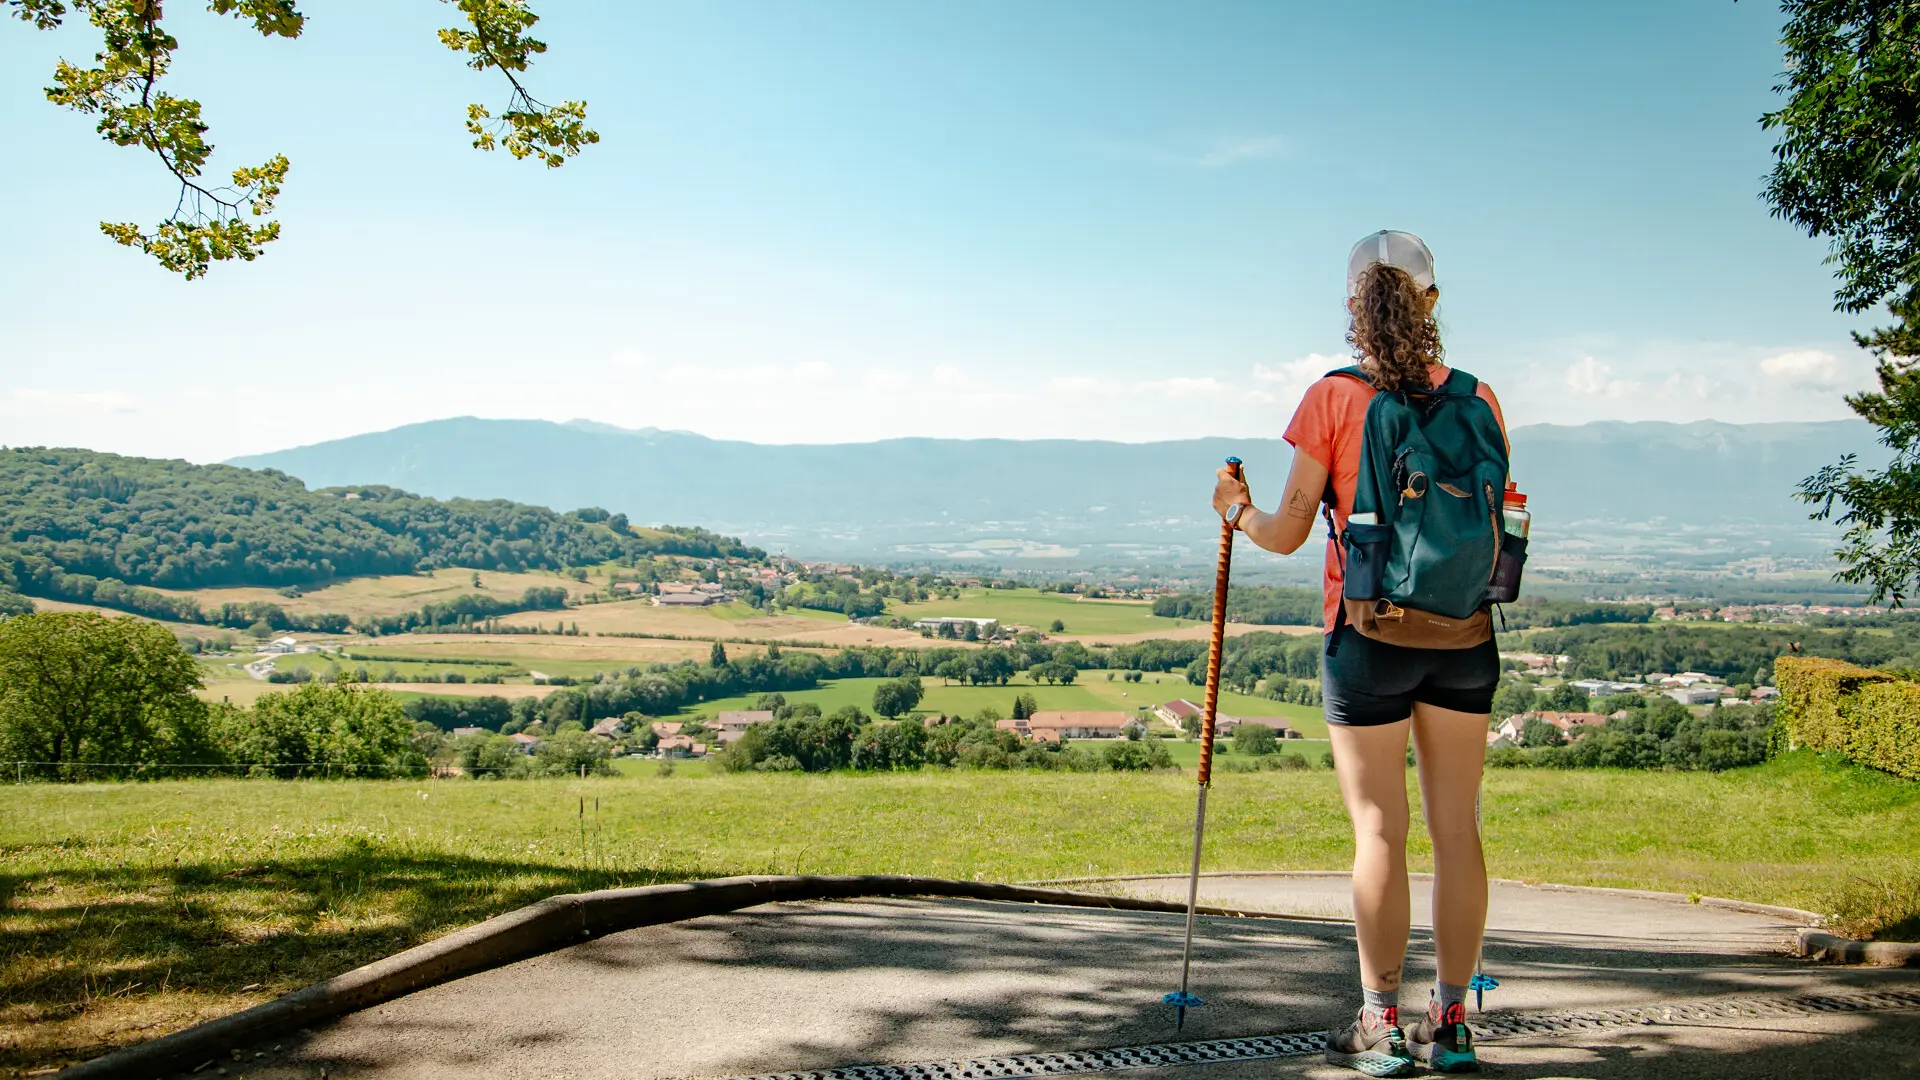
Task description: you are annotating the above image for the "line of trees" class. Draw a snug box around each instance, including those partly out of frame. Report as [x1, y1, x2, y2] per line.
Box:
[714, 704, 1173, 774]
[1489, 695, 1778, 773]
[1521, 620, 1920, 684]
[0, 611, 425, 779]
[1153, 586, 1322, 625]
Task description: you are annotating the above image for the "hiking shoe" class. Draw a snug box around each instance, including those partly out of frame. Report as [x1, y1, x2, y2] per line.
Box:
[1323, 1006, 1415, 1077]
[1408, 999, 1479, 1073]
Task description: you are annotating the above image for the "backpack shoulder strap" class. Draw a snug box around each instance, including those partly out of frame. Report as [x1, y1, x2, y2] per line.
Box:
[1325, 365, 1375, 387]
[1438, 368, 1480, 397]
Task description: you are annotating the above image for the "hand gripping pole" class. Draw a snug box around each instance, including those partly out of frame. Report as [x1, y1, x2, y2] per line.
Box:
[1164, 456, 1241, 1030]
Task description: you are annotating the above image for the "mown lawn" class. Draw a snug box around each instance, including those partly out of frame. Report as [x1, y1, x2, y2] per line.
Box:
[4, 753, 1915, 1072]
[686, 670, 1330, 738]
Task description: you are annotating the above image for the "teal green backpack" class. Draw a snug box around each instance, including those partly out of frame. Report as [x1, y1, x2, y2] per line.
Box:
[1324, 365, 1511, 649]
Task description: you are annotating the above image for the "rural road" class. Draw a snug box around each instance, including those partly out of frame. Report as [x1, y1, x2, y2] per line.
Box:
[206, 882, 1919, 1080]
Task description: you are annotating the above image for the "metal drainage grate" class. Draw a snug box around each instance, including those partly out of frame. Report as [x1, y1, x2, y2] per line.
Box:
[728, 988, 1920, 1080]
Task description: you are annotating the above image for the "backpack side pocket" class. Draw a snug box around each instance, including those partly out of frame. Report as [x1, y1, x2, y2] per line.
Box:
[1485, 531, 1528, 606]
[1342, 522, 1393, 600]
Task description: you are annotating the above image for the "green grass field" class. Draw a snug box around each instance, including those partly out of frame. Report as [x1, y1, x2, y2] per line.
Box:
[3, 752, 1915, 1072]
[886, 587, 1196, 636]
[682, 670, 1329, 738]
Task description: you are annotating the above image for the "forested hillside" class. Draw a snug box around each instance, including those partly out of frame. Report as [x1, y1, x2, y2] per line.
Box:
[0, 448, 763, 611]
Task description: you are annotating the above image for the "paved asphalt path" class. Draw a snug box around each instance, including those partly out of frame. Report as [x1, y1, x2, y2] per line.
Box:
[218, 881, 1917, 1080]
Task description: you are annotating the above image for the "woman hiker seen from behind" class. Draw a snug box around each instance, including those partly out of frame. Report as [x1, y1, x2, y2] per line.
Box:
[1212, 231, 1513, 1077]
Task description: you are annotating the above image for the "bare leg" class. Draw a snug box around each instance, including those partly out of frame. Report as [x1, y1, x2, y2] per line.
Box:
[1411, 701, 1489, 987]
[1328, 718, 1412, 992]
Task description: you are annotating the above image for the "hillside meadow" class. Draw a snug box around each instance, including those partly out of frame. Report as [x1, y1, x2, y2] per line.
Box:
[4, 752, 1915, 1072]
[151, 567, 607, 622]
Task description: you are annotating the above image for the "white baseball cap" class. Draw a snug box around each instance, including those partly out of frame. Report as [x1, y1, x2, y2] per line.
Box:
[1347, 230, 1436, 298]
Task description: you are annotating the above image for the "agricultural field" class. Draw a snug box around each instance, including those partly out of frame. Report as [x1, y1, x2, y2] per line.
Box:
[153, 567, 607, 622]
[188, 637, 837, 706]
[491, 597, 934, 649]
[4, 752, 1915, 1072]
[886, 587, 1202, 637]
[688, 670, 1329, 738]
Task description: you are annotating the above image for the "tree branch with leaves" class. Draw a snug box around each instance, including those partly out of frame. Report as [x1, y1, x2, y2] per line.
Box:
[8, 0, 599, 280]
[1761, 0, 1920, 604]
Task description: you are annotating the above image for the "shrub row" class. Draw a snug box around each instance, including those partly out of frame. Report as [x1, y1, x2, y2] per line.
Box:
[1776, 656, 1920, 781]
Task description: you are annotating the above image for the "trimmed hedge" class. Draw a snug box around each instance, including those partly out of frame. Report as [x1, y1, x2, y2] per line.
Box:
[1777, 656, 1920, 781]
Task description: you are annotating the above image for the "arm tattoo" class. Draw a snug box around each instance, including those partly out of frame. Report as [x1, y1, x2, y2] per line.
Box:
[1285, 489, 1315, 520]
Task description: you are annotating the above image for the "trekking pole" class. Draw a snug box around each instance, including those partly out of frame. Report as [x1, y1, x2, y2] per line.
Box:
[1165, 456, 1241, 1031]
[1470, 791, 1499, 1010]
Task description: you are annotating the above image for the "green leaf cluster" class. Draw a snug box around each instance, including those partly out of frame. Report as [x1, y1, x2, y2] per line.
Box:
[1763, 0, 1920, 603]
[0, 610, 214, 773]
[1776, 655, 1920, 779]
[10, 0, 594, 277]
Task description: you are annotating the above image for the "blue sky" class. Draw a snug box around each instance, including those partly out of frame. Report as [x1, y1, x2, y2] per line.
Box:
[0, 0, 1879, 461]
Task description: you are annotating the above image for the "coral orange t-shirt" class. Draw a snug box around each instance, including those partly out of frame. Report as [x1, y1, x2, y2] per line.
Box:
[1283, 366, 1508, 634]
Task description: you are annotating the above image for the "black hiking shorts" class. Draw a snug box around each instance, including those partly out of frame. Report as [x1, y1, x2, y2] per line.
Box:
[1321, 625, 1499, 727]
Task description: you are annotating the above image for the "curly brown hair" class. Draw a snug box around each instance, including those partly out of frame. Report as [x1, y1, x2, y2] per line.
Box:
[1345, 263, 1442, 392]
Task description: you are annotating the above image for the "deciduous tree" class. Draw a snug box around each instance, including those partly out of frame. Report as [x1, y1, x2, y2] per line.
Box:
[8, 0, 598, 278]
[0, 610, 211, 773]
[1761, 0, 1920, 603]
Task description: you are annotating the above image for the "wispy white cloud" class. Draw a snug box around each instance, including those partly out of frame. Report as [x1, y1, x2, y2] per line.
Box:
[1497, 341, 1874, 429]
[8, 388, 141, 415]
[1563, 356, 1641, 398]
[1089, 133, 1292, 170]
[1759, 349, 1865, 390]
[1251, 353, 1344, 404]
[1195, 135, 1290, 169]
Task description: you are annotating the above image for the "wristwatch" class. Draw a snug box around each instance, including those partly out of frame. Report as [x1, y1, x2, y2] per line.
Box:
[1224, 503, 1252, 529]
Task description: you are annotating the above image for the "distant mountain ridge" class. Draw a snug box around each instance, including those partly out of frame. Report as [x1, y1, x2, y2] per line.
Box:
[227, 417, 1883, 567]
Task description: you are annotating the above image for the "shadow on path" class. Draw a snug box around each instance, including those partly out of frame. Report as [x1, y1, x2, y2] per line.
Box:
[234, 897, 1920, 1080]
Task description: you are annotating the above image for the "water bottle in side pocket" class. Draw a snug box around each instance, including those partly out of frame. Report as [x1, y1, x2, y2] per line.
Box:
[1486, 482, 1529, 605]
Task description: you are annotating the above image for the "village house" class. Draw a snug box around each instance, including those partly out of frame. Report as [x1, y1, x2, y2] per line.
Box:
[1026, 711, 1132, 739]
[1227, 715, 1302, 739]
[1154, 699, 1201, 728]
[712, 710, 775, 743]
[650, 720, 684, 738]
[655, 734, 705, 757]
[589, 717, 628, 740]
[450, 726, 486, 738]
[654, 586, 725, 607]
[1495, 711, 1607, 743]
[1666, 685, 1721, 705]
[1569, 679, 1643, 698]
[912, 616, 999, 636]
[1499, 651, 1567, 674]
[508, 732, 542, 753]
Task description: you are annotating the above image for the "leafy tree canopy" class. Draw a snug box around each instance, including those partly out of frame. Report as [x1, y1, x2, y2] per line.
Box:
[0, 609, 212, 771]
[1763, 0, 1920, 603]
[0, 447, 765, 599]
[7, 0, 597, 278]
